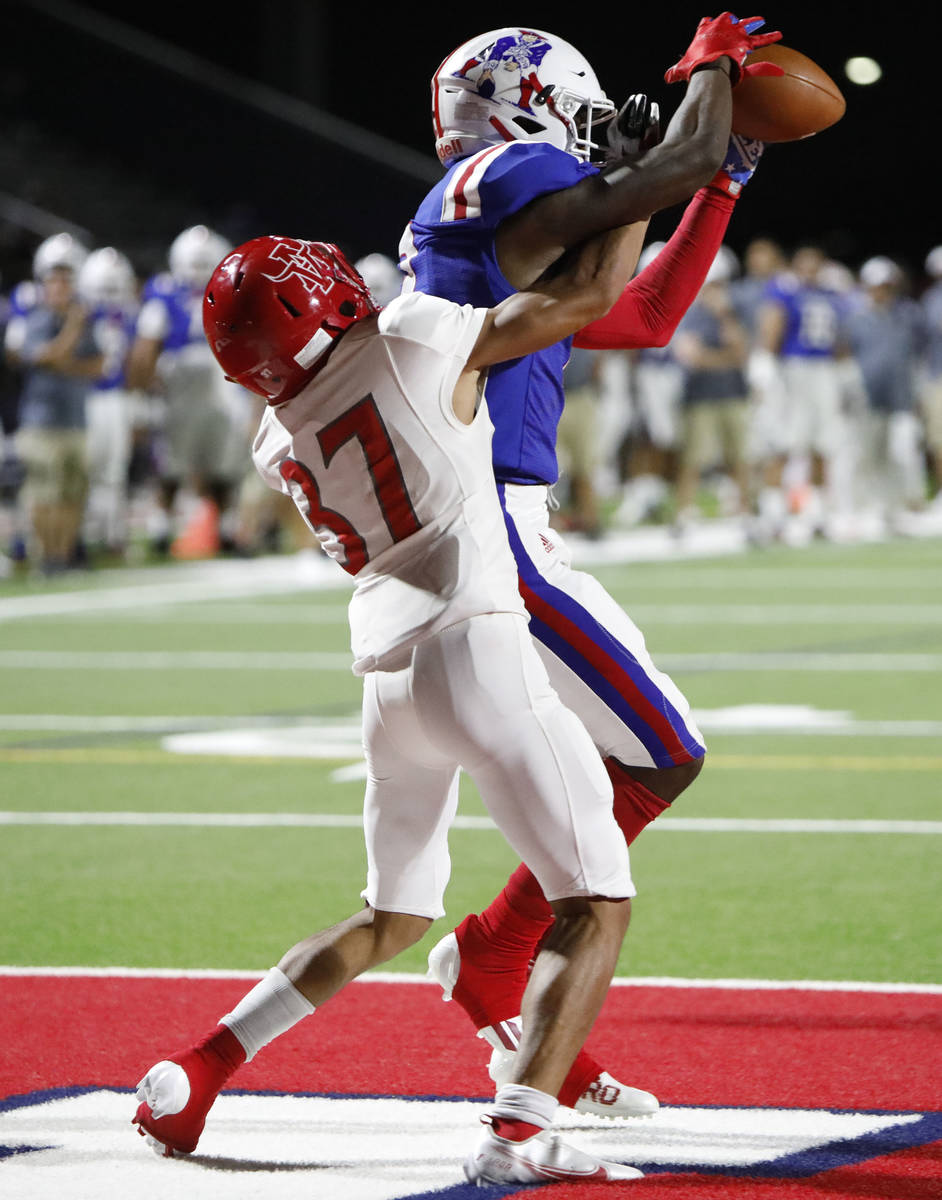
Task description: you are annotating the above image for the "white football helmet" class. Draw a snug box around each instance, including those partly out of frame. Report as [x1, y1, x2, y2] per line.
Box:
[635, 241, 666, 275]
[77, 246, 137, 308]
[32, 232, 89, 281]
[354, 252, 403, 307]
[704, 244, 740, 284]
[925, 245, 942, 280]
[168, 224, 232, 288]
[432, 27, 615, 166]
[859, 255, 903, 290]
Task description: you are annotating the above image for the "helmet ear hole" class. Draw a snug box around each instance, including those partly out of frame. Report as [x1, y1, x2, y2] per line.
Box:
[338, 300, 357, 317]
[277, 293, 302, 318]
[512, 116, 545, 135]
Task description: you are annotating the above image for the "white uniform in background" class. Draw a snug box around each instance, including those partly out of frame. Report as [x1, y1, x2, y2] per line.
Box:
[253, 290, 632, 919]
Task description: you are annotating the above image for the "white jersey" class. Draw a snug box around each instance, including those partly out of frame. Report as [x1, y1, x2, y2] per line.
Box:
[253, 292, 526, 674]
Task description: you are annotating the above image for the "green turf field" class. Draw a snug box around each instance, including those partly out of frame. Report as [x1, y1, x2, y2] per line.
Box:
[1, 535, 939, 983]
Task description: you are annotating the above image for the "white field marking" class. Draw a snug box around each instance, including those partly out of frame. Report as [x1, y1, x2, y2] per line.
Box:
[2, 811, 940, 836]
[61, 602, 352, 624]
[26, 601, 942, 625]
[619, 603, 942, 624]
[2, 706, 942, 741]
[0, 1089, 928, 1200]
[0, 650, 353, 669]
[1, 533, 940, 626]
[660, 652, 942, 672]
[0, 714, 357, 732]
[0, 552, 346, 623]
[1, 966, 940, 994]
[4, 649, 942, 671]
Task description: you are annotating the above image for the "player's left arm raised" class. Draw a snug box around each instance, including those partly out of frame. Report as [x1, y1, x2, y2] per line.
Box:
[466, 225, 644, 372]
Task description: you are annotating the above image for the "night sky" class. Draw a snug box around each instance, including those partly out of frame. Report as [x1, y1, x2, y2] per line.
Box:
[8, 2, 939, 279]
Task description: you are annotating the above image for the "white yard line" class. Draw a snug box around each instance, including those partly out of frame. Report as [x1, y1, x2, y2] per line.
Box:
[3, 649, 942, 670]
[14, 601, 942, 625]
[2, 711, 940, 736]
[0, 650, 354, 669]
[2, 526, 941, 625]
[0, 964, 939, 993]
[2, 811, 940, 834]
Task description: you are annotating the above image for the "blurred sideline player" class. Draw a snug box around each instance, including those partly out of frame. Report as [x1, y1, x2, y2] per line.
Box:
[2, 233, 91, 563]
[614, 241, 684, 529]
[4, 234, 102, 573]
[400, 15, 781, 1115]
[670, 245, 753, 532]
[354, 251, 404, 306]
[76, 246, 140, 559]
[753, 243, 851, 540]
[135, 227, 650, 1186]
[126, 224, 251, 557]
[919, 245, 942, 505]
[845, 255, 927, 531]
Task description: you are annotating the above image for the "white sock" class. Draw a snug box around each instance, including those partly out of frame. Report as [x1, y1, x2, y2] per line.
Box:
[220, 967, 315, 1062]
[490, 1083, 558, 1130]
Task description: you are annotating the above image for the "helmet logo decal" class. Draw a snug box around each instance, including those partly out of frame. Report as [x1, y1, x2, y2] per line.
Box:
[262, 241, 336, 297]
[452, 31, 552, 113]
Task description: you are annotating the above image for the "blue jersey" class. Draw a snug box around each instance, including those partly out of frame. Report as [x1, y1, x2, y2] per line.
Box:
[137, 272, 205, 353]
[763, 274, 846, 359]
[400, 141, 597, 485]
[89, 303, 138, 391]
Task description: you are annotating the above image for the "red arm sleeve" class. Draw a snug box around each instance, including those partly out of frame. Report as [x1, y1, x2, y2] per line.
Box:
[572, 185, 737, 351]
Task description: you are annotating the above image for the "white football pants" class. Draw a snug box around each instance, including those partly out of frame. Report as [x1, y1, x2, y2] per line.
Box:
[359, 611, 633, 919]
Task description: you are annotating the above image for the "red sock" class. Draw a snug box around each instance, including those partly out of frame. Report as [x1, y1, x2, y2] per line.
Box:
[488, 1116, 544, 1142]
[605, 757, 673, 846]
[452, 776, 669, 1106]
[558, 1049, 605, 1108]
[191, 1023, 247, 1076]
[452, 863, 554, 1028]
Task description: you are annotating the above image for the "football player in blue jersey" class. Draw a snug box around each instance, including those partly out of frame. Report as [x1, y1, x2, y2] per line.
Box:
[126, 224, 251, 557]
[76, 246, 140, 560]
[403, 14, 783, 1117]
[754, 243, 853, 541]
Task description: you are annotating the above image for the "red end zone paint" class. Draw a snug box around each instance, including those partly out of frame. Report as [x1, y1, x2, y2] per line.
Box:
[2, 976, 940, 1198]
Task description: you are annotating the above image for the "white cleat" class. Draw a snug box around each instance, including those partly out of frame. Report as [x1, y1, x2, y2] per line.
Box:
[426, 930, 461, 1001]
[464, 1116, 644, 1186]
[575, 1069, 660, 1119]
[486, 1038, 659, 1120]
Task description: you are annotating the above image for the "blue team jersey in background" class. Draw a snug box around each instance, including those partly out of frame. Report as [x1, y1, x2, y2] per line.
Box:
[763, 274, 847, 359]
[400, 141, 597, 485]
[139, 273, 205, 353]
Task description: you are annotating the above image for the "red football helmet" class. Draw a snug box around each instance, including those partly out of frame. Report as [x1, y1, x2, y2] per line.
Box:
[202, 237, 377, 403]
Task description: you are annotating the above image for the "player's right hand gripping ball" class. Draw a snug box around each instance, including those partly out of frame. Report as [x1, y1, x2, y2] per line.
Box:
[665, 13, 784, 85]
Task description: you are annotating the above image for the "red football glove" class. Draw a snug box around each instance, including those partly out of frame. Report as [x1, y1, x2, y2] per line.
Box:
[664, 13, 783, 86]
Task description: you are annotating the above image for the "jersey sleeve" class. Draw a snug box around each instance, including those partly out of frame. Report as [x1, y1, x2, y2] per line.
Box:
[135, 296, 170, 342]
[440, 141, 596, 231]
[380, 293, 489, 426]
[380, 293, 487, 361]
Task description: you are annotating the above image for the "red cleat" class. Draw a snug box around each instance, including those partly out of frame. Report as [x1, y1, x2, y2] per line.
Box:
[131, 1025, 245, 1156]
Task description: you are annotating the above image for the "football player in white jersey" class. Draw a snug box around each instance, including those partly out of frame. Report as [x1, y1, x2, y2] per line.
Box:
[133, 224, 653, 1186]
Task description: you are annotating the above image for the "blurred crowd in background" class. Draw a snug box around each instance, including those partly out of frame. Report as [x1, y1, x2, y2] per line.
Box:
[2, 221, 942, 580]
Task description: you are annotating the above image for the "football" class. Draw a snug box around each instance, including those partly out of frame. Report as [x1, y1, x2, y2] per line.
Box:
[731, 44, 846, 142]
